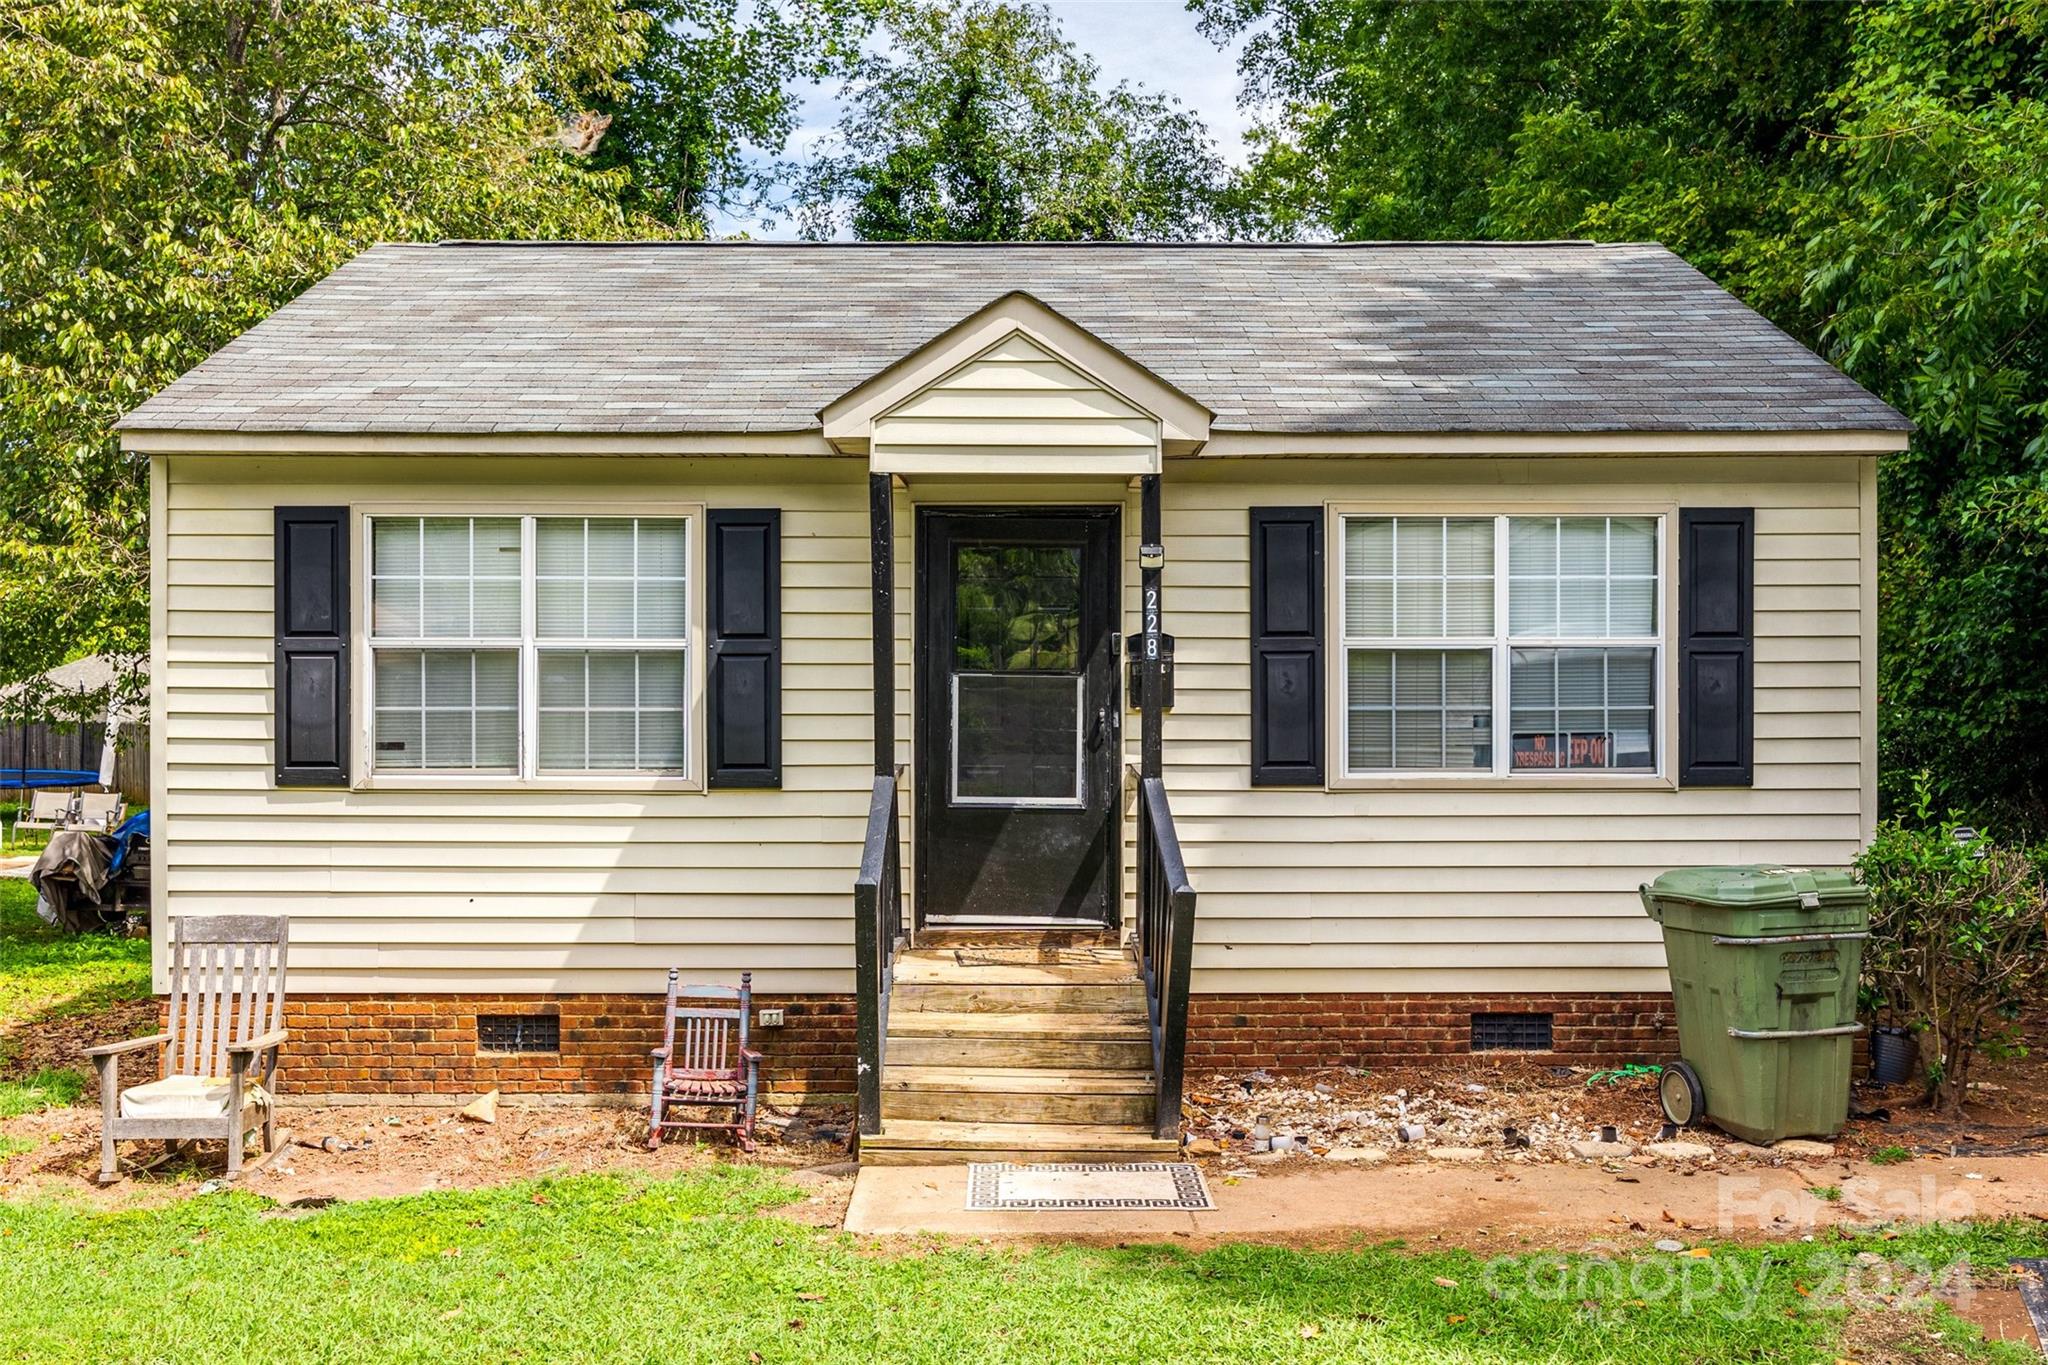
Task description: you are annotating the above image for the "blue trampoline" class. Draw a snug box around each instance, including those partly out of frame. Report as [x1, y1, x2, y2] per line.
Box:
[2, 768, 99, 789]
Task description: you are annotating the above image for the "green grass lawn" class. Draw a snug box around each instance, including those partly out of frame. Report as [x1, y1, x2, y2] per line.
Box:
[0, 876, 150, 1027]
[1, 1168, 2041, 1364]
[0, 876, 151, 1114]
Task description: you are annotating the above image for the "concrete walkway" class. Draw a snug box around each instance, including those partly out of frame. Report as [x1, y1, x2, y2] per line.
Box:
[844, 1153, 2048, 1249]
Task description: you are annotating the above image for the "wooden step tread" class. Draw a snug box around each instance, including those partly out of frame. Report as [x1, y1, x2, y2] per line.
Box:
[862, 1118, 1180, 1155]
[888, 1010, 1150, 1039]
[892, 958, 1139, 987]
[882, 1065, 1154, 1095]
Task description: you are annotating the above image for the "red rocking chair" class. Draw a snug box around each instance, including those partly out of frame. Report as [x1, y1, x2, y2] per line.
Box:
[649, 969, 761, 1152]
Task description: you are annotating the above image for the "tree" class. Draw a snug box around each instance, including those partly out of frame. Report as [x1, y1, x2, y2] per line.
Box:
[801, 1, 1229, 241]
[0, 0, 663, 690]
[1203, 0, 2048, 828]
[584, 0, 888, 232]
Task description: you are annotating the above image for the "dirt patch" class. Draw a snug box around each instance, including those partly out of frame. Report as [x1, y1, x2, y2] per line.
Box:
[0, 1098, 858, 1219]
[1185, 1021, 2048, 1175]
[0, 997, 156, 1078]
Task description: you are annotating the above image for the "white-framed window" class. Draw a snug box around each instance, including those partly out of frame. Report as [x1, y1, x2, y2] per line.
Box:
[367, 514, 691, 776]
[1339, 513, 1663, 777]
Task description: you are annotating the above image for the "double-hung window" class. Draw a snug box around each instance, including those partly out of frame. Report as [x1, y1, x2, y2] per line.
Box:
[1339, 514, 1662, 777]
[368, 515, 691, 777]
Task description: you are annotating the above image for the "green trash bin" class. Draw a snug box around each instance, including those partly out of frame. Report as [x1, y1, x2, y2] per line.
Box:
[1639, 866, 1870, 1145]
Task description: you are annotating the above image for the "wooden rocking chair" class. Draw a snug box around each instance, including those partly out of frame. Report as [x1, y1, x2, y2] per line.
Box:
[649, 969, 761, 1152]
[85, 914, 290, 1183]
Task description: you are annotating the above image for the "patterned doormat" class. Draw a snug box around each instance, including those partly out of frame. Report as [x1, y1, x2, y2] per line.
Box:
[965, 1162, 1213, 1211]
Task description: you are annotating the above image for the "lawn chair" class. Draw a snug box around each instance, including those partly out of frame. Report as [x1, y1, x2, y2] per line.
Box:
[648, 969, 761, 1152]
[84, 914, 290, 1183]
[10, 789, 77, 846]
[71, 792, 126, 833]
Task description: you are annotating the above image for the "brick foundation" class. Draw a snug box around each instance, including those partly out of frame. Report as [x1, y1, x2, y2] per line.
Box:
[1187, 993, 1677, 1072]
[245, 991, 1671, 1101]
[267, 994, 856, 1100]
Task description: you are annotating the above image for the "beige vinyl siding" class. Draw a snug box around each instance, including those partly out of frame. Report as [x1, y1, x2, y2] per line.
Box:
[1135, 455, 1874, 995]
[157, 445, 1874, 1002]
[870, 336, 1160, 476]
[158, 455, 875, 995]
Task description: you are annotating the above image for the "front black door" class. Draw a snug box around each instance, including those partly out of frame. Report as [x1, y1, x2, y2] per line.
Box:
[916, 508, 1120, 924]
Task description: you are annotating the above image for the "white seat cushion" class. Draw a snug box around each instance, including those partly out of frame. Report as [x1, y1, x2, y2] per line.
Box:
[119, 1075, 271, 1121]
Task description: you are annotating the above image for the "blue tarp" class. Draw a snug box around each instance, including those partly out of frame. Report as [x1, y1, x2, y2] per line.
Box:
[108, 810, 149, 877]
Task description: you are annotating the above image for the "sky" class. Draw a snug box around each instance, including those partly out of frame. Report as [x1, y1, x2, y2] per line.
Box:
[708, 1, 1259, 239]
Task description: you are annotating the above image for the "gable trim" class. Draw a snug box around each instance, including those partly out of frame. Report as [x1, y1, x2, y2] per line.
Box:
[821, 291, 1212, 458]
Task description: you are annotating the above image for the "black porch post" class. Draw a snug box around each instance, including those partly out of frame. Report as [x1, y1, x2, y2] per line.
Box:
[1140, 473, 1163, 781]
[869, 473, 894, 775]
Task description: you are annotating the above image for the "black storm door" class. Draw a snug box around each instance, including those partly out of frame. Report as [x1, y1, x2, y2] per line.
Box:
[916, 509, 1120, 924]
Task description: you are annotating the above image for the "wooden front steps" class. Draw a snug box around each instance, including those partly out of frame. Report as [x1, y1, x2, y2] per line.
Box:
[860, 937, 1178, 1166]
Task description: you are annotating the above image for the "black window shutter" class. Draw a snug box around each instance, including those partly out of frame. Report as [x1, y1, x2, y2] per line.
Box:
[274, 506, 350, 787]
[1249, 507, 1324, 786]
[707, 509, 782, 788]
[1678, 508, 1754, 787]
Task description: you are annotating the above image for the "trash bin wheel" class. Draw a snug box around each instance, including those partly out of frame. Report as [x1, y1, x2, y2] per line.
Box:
[1659, 1061, 1705, 1128]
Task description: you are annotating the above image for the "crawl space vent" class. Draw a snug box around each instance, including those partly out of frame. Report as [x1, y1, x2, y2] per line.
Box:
[477, 1014, 560, 1054]
[1470, 1012, 1553, 1052]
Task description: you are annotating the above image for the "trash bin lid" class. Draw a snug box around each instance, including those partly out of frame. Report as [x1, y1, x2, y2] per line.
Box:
[1642, 864, 1866, 911]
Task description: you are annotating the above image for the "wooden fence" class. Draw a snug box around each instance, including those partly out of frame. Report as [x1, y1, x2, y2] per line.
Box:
[0, 720, 150, 805]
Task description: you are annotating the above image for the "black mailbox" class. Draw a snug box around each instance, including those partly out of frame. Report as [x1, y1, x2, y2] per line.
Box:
[1126, 632, 1175, 711]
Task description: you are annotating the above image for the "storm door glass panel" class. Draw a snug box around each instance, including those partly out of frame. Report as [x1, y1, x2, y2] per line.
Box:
[953, 544, 1082, 671]
[949, 540, 1085, 805]
[952, 674, 1083, 804]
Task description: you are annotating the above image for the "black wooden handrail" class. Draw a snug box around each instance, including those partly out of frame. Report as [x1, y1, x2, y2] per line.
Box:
[852, 767, 904, 1137]
[1136, 775, 1196, 1141]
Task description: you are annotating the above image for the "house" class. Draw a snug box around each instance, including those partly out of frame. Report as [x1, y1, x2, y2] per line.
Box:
[122, 242, 1907, 1161]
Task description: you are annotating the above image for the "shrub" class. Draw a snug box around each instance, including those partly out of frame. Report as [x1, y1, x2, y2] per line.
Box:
[1855, 775, 2048, 1113]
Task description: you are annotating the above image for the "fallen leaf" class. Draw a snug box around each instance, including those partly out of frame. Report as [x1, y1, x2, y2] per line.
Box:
[786, 1320, 805, 1331]
[1298, 1324, 1320, 1339]
[1433, 1276, 1459, 1288]
[1660, 1209, 1676, 1223]
[1685, 1248, 1712, 1259]
[1447, 1314, 1466, 1324]
[530, 1193, 549, 1206]
[441, 1309, 463, 1320]
[796, 1292, 826, 1302]
[1795, 1283, 1811, 1297]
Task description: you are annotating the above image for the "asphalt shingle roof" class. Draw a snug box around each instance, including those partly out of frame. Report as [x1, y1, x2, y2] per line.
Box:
[119, 241, 1909, 436]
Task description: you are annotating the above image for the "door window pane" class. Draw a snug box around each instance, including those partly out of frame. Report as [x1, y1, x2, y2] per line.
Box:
[537, 650, 688, 771]
[1345, 649, 1492, 772]
[1509, 647, 1655, 771]
[953, 544, 1082, 672]
[953, 674, 1082, 803]
[372, 649, 517, 771]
